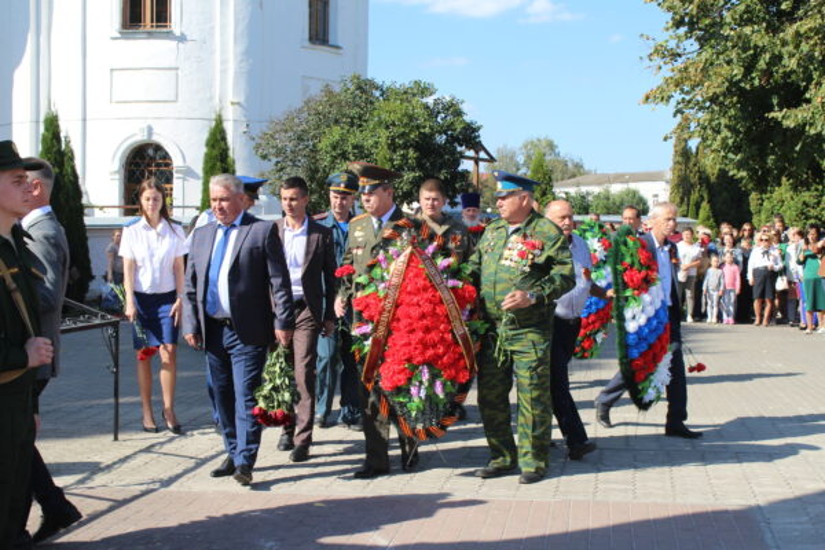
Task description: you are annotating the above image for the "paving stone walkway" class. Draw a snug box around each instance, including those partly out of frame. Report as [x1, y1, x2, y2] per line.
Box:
[29, 322, 825, 549]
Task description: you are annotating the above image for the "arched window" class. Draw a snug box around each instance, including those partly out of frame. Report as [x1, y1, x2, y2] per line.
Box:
[124, 143, 173, 214]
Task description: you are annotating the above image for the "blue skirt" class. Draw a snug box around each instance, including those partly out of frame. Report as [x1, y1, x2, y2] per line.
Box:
[133, 290, 179, 349]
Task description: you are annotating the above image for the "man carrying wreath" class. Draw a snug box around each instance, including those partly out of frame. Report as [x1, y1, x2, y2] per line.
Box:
[468, 171, 575, 484]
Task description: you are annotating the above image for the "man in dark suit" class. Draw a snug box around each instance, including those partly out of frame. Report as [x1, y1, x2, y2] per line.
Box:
[183, 174, 295, 486]
[0, 141, 54, 550]
[594, 202, 701, 439]
[274, 177, 336, 463]
[334, 162, 417, 479]
[19, 159, 81, 544]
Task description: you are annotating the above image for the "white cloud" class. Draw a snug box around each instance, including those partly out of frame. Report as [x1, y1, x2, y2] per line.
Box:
[519, 1, 582, 24]
[383, 0, 524, 18]
[379, 0, 581, 23]
[420, 56, 471, 68]
[608, 33, 624, 44]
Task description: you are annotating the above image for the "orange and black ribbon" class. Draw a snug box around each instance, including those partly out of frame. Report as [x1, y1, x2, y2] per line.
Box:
[361, 245, 476, 389]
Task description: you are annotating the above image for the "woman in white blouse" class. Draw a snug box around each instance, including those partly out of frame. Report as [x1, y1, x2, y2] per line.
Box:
[747, 230, 782, 327]
[120, 179, 188, 434]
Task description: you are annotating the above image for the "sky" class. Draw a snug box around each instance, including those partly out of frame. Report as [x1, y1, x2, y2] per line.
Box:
[368, 0, 676, 174]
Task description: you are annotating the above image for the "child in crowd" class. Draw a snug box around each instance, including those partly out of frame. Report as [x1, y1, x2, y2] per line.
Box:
[721, 251, 741, 324]
[703, 254, 724, 323]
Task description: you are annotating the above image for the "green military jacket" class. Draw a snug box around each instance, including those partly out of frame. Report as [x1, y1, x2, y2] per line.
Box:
[469, 210, 575, 326]
[418, 212, 472, 262]
[338, 205, 406, 301]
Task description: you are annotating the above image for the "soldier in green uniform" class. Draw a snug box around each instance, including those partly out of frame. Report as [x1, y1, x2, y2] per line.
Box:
[417, 178, 471, 261]
[334, 162, 417, 479]
[0, 141, 55, 548]
[469, 170, 575, 484]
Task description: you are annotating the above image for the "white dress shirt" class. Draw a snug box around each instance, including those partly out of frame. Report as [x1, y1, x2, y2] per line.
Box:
[209, 211, 244, 318]
[655, 238, 674, 306]
[373, 205, 397, 232]
[283, 216, 308, 301]
[555, 233, 594, 320]
[119, 217, 187, 293]
[21, 205, 52, 229]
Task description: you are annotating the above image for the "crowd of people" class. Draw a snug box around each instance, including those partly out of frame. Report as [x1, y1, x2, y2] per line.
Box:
[2, 132, 824, 547]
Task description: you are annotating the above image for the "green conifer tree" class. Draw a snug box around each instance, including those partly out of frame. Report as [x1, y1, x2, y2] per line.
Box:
[62, 137, 93, 301]
[201, 113, 236, 210]
[40, 111, 67, 221]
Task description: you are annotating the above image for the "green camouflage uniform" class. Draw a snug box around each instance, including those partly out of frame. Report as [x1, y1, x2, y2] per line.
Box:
[469, 210, 575, 475]
[418, 212, 471, 261]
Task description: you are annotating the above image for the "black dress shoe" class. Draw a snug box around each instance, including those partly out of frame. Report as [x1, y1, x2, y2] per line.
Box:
[347, 421, 364, 432]
[353, 465, 389, 479]
[519, 471, 545, 484]
[595, 401, 613, 428]
[210, 457, 236, 478]
[314, 415, 331, 428]
[474, 465, 516, 479]
[31, 502, 83, 543]
[233, 465, 253, 486]
[290, 445, 310, 463]
[568, 440, 597, 460]
[456, 404, 467, 421]
[277, 432, 295, 451]
[665, 424, 703, 439]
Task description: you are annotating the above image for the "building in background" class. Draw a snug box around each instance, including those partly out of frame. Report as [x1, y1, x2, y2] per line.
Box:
[554, 170, 670, 210]
[2, 0, 368, 220]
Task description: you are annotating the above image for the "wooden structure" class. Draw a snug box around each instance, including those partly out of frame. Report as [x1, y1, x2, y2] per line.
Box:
[462, 143, 496, 189]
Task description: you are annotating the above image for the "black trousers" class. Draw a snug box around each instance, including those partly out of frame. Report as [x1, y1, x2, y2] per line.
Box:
[596, 300, 688, 427]
[550, 318, 588, 446]
[358, 380, 416, 471]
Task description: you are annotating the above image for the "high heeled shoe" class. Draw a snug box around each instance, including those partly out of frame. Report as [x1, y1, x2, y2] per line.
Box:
[142, 424, 159, 433]
[161, 410, 183, 435]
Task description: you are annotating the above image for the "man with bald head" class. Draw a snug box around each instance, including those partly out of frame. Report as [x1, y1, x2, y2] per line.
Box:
[595, 202, 701, 439]
[544, 200, 607, 460]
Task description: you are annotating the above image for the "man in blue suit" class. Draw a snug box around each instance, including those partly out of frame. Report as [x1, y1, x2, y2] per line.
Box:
[594, 202, 701, 439]
[183, 174, 295, 486]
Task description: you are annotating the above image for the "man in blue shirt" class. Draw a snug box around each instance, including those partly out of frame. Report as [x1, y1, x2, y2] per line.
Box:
[313, 171, 363, 430]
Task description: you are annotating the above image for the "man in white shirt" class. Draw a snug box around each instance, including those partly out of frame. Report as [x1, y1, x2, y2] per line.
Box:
[275, 177, 336, 463]
[545, 200, 606, 460]
[676, 227, 702, 322]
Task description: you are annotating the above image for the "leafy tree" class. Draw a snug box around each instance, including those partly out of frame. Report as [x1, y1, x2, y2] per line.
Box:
[201, 113, 236, 211]
[669, 132, 692, 207]
[490, 145, 520, 174]
[489, 136, 589, 183]
[38, 111, 92, 302]
[527, 151, 555, 209]
[645, 0, 825, 196]
[255, 75, 481, 212]
[613, 188, 650, 216]
[561, 189, 592, 216]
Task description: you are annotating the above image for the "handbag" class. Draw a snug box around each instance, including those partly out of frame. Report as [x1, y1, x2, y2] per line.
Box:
[0, 256, 36, 385]
[775, 274, 789, 291]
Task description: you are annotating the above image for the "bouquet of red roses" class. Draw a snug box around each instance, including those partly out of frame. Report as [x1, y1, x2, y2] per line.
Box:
[252, 345, 296, 427]
[338, 219, 486, 440]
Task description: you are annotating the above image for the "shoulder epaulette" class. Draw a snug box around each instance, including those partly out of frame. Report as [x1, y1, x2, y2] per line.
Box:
[313, 212, 330, 221]
[123, 217, 141, 227]
[351, 213, 370, 222]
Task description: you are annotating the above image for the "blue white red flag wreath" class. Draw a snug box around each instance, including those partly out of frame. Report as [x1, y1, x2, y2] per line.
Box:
[609, 225, 673, 409]
[336, 218, 485, 440]
[573, 220, 614, 359]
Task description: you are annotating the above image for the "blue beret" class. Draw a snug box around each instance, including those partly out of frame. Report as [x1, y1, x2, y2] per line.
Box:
[326, 171, 359, 194]
[492, 170, 538, 197]
[460, 192, 481, 209]
[237, 175, 268, 198]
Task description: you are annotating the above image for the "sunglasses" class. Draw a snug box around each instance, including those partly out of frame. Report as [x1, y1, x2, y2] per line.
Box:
[759, 238, 769, 242]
